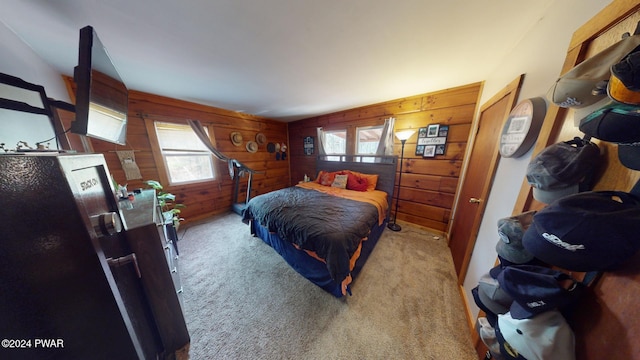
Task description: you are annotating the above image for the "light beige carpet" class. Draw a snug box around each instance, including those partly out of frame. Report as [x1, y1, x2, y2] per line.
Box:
[177, 212, 476, 360]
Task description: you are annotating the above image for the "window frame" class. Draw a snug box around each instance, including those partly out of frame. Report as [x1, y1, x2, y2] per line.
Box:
[322, 128, 347, 162]
[355, 125, 384, 156]
[145, 118, 219, 186]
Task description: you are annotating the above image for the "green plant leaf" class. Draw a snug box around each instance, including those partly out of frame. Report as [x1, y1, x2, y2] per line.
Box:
[144, 180, 163, 190]
[145, 180, 185, 223]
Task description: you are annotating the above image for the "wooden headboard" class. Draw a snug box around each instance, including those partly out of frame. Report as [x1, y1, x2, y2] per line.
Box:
[316, 155, 398, 218]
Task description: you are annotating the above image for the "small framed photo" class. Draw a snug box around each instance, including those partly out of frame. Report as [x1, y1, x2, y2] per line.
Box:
[415, 145, 425, 155]
[423, 145, 436, 157]
[435, 144, 446, 155]
[427, 124, 439, 137]
[438, 125, 449, 138]
[418, 127, 428, 138]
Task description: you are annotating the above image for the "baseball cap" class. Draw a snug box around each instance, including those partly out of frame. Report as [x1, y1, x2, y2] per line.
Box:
[522, 191, 640, 271]
[492, 255, 545, 275]
[497, 265, 583, 320]
[526, 138, 601, 204]
[476, 317, 503, 359]
[617, 143, 640, 170]
[609, 45, 640, 104]
[547, 34, 640, 108]
[471, 286, 498, 328]
[577, 100, 640, 170]
[577, 97, 640, 140]
[495, 211, 536, 264]
[495, 310, 576, 360]
[477, 270, 514, 316]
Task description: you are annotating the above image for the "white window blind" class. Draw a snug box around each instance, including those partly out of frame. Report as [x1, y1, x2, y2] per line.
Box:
[154, 121, 216, 184]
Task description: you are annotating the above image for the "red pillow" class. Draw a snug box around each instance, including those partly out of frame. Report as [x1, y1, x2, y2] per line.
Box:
[346, 173, 369, 191]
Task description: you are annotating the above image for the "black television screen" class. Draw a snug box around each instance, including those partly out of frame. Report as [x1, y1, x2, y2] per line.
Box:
[71, 26, 128, 145]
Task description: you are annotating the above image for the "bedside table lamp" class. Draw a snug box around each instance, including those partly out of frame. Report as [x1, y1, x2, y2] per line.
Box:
[388, 129, 415, 231]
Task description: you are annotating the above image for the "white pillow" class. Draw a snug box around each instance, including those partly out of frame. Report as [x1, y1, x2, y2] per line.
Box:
[331, 174, 348, 189]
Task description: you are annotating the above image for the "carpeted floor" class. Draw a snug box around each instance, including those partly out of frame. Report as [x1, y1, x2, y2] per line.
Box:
[177, 212, 476, 360]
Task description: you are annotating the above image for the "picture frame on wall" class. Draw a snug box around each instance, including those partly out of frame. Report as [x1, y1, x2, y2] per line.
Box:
[303, 136, 314, 155]
[423, 145, 436, 157]
[438, 125, 449, 137]
[427, 124, 439, 137]
[417, 123, 449, 157]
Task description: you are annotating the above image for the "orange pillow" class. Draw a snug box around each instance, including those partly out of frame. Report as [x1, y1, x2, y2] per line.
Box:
[316, 170, 378, 190]
[346, 170, 378, 191]
[317, 171, 337, 186]
[346, 173, 368, 191]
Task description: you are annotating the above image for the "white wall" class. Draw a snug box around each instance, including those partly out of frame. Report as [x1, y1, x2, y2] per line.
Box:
[462, 0, 610, 319]
[0, 22, 70, 150]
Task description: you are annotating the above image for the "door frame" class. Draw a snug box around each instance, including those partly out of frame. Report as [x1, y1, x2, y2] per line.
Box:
[446, 74, 524, 284]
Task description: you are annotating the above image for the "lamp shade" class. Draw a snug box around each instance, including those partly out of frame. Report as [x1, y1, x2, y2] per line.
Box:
[395, 129, 416, 141]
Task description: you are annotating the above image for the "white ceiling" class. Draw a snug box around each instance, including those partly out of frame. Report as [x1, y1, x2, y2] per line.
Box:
[1, 0, 554, 122]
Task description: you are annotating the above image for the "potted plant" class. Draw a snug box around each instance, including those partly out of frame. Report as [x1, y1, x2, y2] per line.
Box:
[144, 180, 186, 229]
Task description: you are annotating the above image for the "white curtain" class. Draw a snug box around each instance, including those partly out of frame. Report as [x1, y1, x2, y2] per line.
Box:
[316, 127, 327, 156]
[375, 117, 395, 156]
[188, 119, 228, 161]
[188, 119, 252, 179]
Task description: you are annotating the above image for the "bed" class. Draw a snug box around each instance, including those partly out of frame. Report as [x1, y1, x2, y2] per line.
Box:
[241, 156, 397, 297]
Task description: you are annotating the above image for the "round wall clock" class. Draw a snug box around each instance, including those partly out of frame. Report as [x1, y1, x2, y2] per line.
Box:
[499, 97, 547, 158]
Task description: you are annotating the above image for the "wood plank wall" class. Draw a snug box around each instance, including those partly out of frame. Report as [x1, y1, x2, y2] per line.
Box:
[62, 76, 290, 224]
[288, 82, 483, 232]
[62, 74, 480, 231]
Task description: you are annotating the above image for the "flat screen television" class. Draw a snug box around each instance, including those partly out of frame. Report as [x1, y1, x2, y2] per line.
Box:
[71, 26, 128, 145]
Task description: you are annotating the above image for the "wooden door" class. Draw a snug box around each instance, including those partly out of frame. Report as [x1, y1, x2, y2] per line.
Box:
[447, 76, 523, 280]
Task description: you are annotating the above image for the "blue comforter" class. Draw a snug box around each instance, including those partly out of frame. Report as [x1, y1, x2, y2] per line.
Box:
[241, 186, 378, 282]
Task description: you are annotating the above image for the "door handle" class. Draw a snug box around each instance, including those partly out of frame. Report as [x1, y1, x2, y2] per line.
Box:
[469, 197, 482, 203]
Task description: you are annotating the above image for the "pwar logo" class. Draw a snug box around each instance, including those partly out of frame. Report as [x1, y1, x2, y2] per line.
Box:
[541, 233, 585, 251]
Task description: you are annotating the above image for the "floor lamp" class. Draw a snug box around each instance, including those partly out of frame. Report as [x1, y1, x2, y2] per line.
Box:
[387, 129, 415, 231]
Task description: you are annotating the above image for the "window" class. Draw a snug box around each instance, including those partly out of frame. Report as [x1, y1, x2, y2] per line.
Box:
[357, 125, 384, 154]
[153, 121, 216, 184]
[324, 129, 346, 161]
[355, 125, 384, 163]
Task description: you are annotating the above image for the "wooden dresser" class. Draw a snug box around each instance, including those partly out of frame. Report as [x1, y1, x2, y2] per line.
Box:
[118, 189, 189, 357]
[0, 153, 189, 359]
